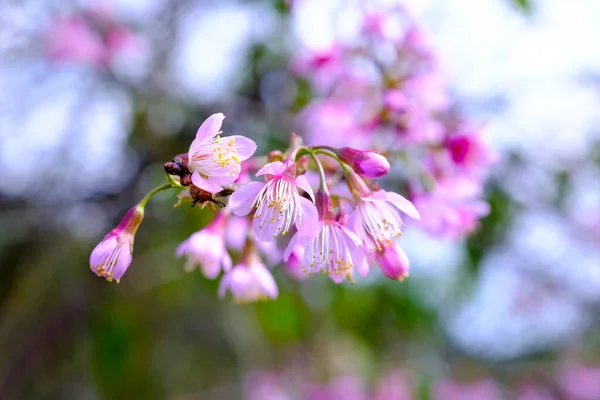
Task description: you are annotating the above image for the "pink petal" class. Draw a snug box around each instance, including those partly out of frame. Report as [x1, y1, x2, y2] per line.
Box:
[191, 171, 224, 194]
[196, 113, 225, 141]
[295, 175, 315, 202]
[218, 273, 232, 298]
[253, 264, 278, 299]
[210, 163, 241, 186]
[382, 191, 421, 220]
[202, 257, 222, 279]
[283, 233, 300, 262]
[256, 161, 286, 178]
[229, 181, 265, 216]
[90, 234, 118, 266]
[221, 251, 233, 272]
[346, 210, 362, 238]
[340, 224, 363, 248]
[227, 135, 257, 161]
[112, 242, 133, 280]
[296, 197, 320, 238]
[252, 213, 281, 242]
[356, 256, 370, 277]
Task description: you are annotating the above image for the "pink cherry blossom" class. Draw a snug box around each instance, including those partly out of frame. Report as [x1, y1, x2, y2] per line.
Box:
[284, 193, 364, 283]
[349, 189, 420, 251]
[346, 170, 420, 253]
[187, 113, 257, 194]
[229, 158, 319, 242]
[218, 254, 278, 302]
[176, 212, 231, 279]
[90, 203, 144, 282]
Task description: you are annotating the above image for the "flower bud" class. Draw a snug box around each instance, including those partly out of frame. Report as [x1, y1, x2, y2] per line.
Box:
[90, 203, 145, 282]
[338, 147, 390, 179]
[375, 243, 409, 281]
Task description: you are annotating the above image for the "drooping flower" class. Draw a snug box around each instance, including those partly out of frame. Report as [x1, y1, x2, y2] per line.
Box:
[346, 171, 420, 253]
[218, 254, 278, 303]
[90, 203, 145, 282]
[229, 158, 319, 242]
[337, 147, 391, 179]
[187, 113, 257, 194]
[176, 211, 231, 279]
[284, 192, 364, 283]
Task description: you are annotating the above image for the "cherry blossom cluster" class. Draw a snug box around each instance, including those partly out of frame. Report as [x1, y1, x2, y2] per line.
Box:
[45, 4, 143, 69]
[89, 113, 419, 301]
[292, 4, 498, 240]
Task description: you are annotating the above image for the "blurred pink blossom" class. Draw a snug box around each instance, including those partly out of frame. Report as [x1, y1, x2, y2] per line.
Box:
[306, 375, 367, 400]
[176, 212, 231, 279]
[558, 362, 600, 400]
[432, 378, 501, 400]
[46, 15, 107, 67]
[218, 253, 278, 302]
[371, 369, 415, 400]
[413, 176, 490, 239]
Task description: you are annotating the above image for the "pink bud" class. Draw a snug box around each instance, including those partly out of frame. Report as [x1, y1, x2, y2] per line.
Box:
[90, 203, 145, 282]
[338, 147, 390, 179]
[375, 243, 409, 281]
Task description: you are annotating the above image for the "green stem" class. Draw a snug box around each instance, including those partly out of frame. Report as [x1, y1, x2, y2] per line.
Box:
[139, 183, 178, 208]
[314, 148, 353, 174]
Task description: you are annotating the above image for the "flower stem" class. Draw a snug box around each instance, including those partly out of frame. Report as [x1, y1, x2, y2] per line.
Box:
[308, 151, 329, 195]
[139, 182, 179, 208]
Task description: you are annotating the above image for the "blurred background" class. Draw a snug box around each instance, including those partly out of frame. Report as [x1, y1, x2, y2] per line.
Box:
[1, 0, 600, 398]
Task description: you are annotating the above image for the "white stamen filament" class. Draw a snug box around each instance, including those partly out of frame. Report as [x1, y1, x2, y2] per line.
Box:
[252, 177, 301, 238]
[358, 199, 403, 251]
[305, 222, 354, 276]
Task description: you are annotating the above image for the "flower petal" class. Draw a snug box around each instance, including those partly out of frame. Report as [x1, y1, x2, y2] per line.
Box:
[382, 191, 421, 220]
[227, 135, 257, 161]
[252, 263, 278, 299]
[295, 175, 315, 202]
[229, 181, 265, 216]
[256, 161, 286, 178]
[356, 256, 370, 277]
[210, 163, 241, 186]
[191, 171, 224, 194]
[196, 113, 224, 141]
[296, 197, 320, 238]
[90, 234, 118, 267]
[283, 233, 300, 262]
[218, 273, 231, 298]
